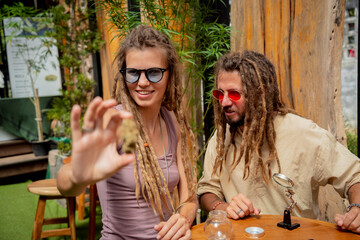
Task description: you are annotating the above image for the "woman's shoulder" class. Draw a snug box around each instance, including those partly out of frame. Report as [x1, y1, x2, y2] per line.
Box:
[161, 106, 180, 138]
[161, 106, 178, 125]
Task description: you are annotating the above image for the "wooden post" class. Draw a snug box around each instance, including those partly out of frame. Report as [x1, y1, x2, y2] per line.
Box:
[35, 88, 44, 142]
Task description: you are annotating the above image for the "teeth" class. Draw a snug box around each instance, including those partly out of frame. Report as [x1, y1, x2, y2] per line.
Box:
[137, 91, 151, 94]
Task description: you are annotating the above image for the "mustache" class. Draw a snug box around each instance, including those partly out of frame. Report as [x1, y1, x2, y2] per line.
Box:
[223, 106, 233, 112]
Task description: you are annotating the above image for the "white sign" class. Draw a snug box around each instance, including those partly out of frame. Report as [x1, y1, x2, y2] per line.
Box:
[4, 17, 62, 98]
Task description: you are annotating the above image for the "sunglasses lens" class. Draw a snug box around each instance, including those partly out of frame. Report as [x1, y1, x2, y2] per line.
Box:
[228, 90, 241, 100]
[212, 89, 241, 101]
[146, 68, 163, 83]
[212, 90, 224, 100]
[125, 69, 140, 83]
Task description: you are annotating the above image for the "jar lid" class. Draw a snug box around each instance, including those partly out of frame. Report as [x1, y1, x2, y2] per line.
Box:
[244, 227, 265, 238]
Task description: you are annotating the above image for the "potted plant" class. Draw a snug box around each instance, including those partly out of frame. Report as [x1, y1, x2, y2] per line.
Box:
[2, 4, 60, 156]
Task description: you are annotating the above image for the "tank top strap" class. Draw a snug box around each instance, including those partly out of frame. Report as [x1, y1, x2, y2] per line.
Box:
[160, 106, 178, 157]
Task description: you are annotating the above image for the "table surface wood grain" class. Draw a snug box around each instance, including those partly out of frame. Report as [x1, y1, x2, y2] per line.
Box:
[191, 214, 360, 239]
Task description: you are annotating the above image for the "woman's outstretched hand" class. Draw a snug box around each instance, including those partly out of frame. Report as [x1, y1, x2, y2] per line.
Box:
[70, 97, 135, 186]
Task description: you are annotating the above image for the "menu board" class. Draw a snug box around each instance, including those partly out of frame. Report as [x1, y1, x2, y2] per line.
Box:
[4, 17, 62, 98]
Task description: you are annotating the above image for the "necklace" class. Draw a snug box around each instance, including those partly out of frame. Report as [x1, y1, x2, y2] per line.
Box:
[159, 113, 169, 186]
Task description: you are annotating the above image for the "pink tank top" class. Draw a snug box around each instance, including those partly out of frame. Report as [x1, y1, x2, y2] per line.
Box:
[97, 106, 180, 239]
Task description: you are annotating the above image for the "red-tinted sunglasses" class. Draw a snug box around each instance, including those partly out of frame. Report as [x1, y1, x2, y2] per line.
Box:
[212, 89, 241, 101]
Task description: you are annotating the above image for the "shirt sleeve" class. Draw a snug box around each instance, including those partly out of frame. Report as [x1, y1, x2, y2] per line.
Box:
[315, 129, 360, 199]
[197, 133, 225, 201]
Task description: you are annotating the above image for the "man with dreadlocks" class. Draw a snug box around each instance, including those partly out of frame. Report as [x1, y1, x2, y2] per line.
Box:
[56, 25, 198, 239]
[197, 50, 360, 233]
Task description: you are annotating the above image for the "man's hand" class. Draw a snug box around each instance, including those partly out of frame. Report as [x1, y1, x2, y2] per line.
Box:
[225, 193, 261, 219]
[334, 206, 360, 233]
[154, 213, 191, 240]
[335, 183, 360, 233]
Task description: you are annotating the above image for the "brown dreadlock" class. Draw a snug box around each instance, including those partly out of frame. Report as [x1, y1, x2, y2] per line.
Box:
[212, 50, 294, 183]
[111, 25, 198, 219]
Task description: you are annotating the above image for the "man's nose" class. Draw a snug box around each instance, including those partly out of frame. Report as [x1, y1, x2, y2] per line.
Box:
[221, 93, 232, 107]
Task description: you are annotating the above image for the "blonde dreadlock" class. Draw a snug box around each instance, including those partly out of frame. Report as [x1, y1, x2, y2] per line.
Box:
[111, 25, 198, 219]
[212, 51, 295, 183]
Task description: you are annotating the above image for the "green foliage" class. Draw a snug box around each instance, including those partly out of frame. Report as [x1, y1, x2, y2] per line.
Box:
[1, 2, 39, 18]
[45, 1, 104, 155]
[56, 140, 73, 156]
[346, 130, 358, 156]
[1, 1, 104, 154]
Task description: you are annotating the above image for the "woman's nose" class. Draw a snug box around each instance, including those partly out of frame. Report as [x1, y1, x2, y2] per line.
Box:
[137, 72, 150, 86]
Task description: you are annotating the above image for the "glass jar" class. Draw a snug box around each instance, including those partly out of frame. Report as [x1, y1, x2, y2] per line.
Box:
[204, 210, 233, 240]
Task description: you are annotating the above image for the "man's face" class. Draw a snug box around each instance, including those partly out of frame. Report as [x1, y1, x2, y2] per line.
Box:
[216, 70, 246, 126]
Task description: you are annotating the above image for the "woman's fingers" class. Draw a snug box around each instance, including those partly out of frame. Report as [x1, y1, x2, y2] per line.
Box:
[169, 223, 188, 240]
[71, 104, 82, 142]
[156, 216, 177, 239]
[113, 153, 135, 172]
[154, 221, 166, 232]
[156, 214, 190, 240]
[94, 98, 118, 129]
[178, 230, 191, 240]
[83, 97, 103, 130]
[101, 113, 122, 143]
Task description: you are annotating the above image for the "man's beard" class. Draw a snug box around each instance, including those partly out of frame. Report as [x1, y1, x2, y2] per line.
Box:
[226, 115, 245, 127]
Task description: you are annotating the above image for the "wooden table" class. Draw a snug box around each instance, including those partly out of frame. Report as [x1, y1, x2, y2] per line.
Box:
[191, 215, 360, 239]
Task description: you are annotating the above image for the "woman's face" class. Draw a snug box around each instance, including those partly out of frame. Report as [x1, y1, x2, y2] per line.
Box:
[125, 47, 169, 109]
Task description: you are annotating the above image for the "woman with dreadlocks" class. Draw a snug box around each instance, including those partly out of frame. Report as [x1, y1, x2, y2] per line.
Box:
[197, 50, 360, 233]
[56, 25, 198, 239]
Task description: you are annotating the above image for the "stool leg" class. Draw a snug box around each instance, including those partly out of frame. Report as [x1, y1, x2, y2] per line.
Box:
[67, 197, 77, 240]
[89, 184, 97, 240]
[32, 196, 46, 240]
[77, 190, 86, 220]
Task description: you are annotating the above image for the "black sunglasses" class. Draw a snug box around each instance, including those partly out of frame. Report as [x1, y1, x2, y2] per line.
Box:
[120, 67, 168, 83]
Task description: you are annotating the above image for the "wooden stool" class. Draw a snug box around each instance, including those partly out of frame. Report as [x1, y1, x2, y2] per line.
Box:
[27, 179, 76, 240]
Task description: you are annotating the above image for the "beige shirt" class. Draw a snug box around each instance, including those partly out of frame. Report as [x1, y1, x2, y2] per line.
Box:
[197, 113, 360, 220]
